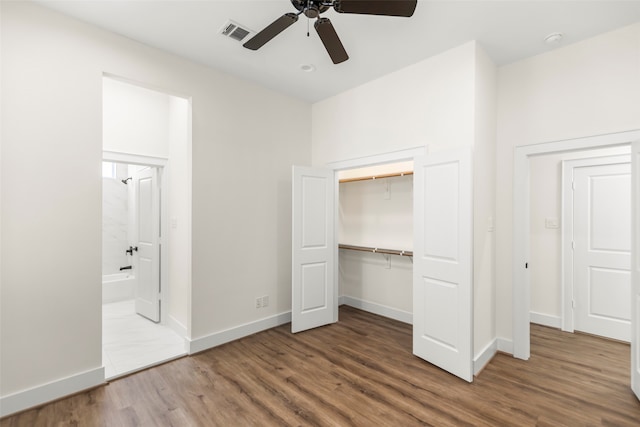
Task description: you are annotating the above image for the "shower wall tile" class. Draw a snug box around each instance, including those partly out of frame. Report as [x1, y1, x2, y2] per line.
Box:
[102, 177, 129, 275]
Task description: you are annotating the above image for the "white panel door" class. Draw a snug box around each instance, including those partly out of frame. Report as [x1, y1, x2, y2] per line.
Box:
[133, 167, 160, 322]
[573, 163, 631, 342]
[631, 141, 640, 400]
[413, 149, 473, 382]
[292, 166, 336, 333]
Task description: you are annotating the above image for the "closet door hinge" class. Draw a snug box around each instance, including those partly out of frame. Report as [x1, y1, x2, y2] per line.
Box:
[572, 300, 576, 309]
[572, 180, 576, 191]
[572, 241, 575, 250]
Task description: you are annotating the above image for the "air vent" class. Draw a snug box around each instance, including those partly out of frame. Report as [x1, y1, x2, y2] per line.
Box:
[219, 20, 254, 43]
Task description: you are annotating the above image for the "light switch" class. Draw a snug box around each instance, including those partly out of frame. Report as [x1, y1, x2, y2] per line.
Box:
[170, 218, 178, 229]
[545, 218, 559, 229]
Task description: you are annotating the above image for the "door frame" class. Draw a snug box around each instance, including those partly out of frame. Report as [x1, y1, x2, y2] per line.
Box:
[512, 129, 640, 360]
[561, 155, 631, 334]
[102, 151, 170, 327]
[325, 145, 427, 315]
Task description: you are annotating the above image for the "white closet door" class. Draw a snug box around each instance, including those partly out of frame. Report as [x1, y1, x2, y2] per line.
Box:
[413, 149, 473, 382]
[632, 140, 640, 401]
[133, 167, 160, 322]
[292, 166, 337, 333]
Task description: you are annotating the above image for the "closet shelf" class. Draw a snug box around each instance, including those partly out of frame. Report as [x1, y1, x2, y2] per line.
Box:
[339, 171, 413, 183]
[338, 244, 413, 257]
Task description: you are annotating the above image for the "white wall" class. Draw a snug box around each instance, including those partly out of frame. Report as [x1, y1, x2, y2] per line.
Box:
[529, 147, 631, 322]
[312, 41, 498, 357]
[168, 96, 190, 334]
[312, 42, 477, 166]
[472, 45, 497, 357]
[0, 1, 310, 409]
[103, 78, 170, 158]
[495, 23, 640, 342]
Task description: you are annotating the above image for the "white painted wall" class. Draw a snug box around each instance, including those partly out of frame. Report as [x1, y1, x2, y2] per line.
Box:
[312, 41, 497, 357]
[0, 1, 310, 407]
[167, 96, 190, 333]
[472, 45, 497, 357]
[529, 147, 631, 322]
[496, 23, 640, 343]
[312, 42, 477, 166]
[339, 175, 413, 314]
[103, 78, 170, 158]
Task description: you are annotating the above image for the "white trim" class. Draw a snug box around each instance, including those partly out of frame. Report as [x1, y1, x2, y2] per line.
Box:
[326, 146, 427, 171]
[473, 339, 497, 376]
[561, 155, 631, 333]
[103, 150, 167, 167]
[0, 367, 105, 417]
[530, 311, 562, 329]
[188, 311, 292, 355]
[513, 129, 640, 360]
[339, 295, 413, 325]
[167, 314, 188, 347]
[497, 338, 513, 355]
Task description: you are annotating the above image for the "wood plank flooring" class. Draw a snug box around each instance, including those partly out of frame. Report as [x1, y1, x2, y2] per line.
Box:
[2, 306, 639, 426]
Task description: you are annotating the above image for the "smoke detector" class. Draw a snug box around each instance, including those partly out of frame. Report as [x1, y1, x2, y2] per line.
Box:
[219, 20, 254, 43]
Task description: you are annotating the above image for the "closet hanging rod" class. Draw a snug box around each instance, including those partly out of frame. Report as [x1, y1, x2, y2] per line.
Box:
[338, 244, 413, 257]
[339, 171, 413, 184]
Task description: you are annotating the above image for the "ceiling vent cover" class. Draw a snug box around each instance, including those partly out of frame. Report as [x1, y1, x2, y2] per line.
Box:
[219, 20, 254, 42]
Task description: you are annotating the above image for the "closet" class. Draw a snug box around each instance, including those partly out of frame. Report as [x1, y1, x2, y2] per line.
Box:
[292, 148, 473, 381]
[337, 161, 414, 322]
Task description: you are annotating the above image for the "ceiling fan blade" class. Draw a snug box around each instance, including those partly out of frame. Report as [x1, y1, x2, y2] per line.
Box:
[314, 18, 349, 64]
[334, 0, 417, 17]
[243, 13, 299, 50]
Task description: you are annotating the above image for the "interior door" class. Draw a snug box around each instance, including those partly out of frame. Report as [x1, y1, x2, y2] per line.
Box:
[291, 166, 337, 333]
[573, 162, 631, 342]
[133, 167, 160, 322]
[632, 141, 640, 400]
[413, 149, 473, 382]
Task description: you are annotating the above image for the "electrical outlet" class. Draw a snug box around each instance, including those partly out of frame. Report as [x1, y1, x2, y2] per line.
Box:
[255, 297, 261, 309]
[262, 295, 269, 307]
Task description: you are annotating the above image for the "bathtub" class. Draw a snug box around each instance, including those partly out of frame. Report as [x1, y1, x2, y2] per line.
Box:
[102, 272, 136, 304]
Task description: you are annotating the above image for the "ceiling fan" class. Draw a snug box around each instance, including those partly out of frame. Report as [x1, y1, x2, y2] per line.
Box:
[243, 0, 418, 64]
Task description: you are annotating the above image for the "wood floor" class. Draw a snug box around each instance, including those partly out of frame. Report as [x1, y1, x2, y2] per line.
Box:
[2, 306, 639, 426]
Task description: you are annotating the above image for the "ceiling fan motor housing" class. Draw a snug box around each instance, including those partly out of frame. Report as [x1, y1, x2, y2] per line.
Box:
[291, 0, 331, 18]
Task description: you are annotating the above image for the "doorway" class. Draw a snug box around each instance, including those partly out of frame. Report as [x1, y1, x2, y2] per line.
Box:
[512, 130, 639, 360]
[101, 75, 192, 379]
[561, 155, 631, 342]
[101, 160, 185, 379]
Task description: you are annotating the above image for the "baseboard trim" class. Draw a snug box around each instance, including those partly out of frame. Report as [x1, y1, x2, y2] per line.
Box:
[530, 311, 562, 329]
[339, 295, 412, 325]
[188, 311, 292, 355]
[166, 314, 187, 337]
[0, 367, 105, 418]
[497, 338, 514, 355]
[473, 339, 497, 376]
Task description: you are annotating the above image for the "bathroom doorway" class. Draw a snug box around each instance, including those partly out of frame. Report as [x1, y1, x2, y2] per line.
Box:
[101, 75, 192, 379]
[101, 160, 185, 379]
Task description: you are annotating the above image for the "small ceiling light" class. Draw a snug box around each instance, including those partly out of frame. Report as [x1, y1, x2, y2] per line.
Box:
[300, 64, 316, 72]
[544, 32, 564, 45]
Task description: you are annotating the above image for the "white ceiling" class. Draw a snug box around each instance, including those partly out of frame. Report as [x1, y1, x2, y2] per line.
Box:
[33, 0, 640, 103]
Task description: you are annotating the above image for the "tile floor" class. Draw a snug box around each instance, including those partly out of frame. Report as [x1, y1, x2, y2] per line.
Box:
[102, 300, 186, 379]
